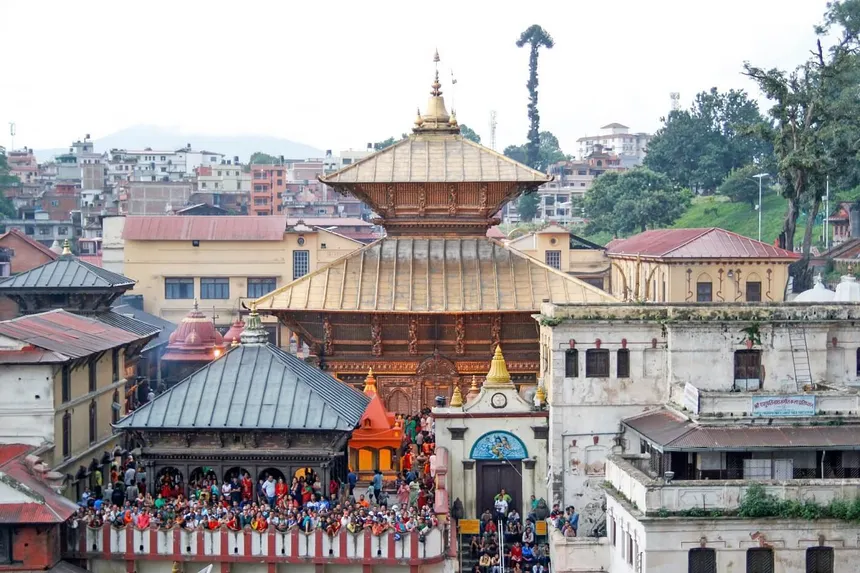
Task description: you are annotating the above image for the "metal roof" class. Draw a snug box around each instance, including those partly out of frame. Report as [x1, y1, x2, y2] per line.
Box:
[0, 254, 135, 290]
[0, 445, 78, 524]
[0, 310, 149, 359]
[122, 216, 288, 241]
[254, 237, 616, 313]
[0, 229, 59, 260]
[624, 408, 860, 451]
[607, 228, 800, 260]
[286, 217, 372, 228]
[320, 135, 552, 185]
[114, 343, 369, 432]
[110, 305, 177, 352]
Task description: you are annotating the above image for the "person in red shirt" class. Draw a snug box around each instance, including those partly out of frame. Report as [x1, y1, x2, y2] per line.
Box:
[275, 478, 288, 506]
[241, 474, 253, 501]
[509, 542, 523, 563]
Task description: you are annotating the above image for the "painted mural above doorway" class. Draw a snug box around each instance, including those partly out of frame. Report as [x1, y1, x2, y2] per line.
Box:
[470, 431, 528, 460]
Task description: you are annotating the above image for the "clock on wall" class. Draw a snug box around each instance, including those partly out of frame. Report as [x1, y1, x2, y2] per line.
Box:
[491, 392, 507, 409]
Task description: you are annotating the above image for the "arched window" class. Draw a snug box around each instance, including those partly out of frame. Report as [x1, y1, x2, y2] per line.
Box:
[88, 400, 97, 444]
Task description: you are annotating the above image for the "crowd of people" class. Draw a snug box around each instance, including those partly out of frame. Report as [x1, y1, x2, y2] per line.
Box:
[72, 412, 439, 540]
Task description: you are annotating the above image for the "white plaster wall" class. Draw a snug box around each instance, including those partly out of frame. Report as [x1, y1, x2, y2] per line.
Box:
[0, 364, 54, 446]
[101, 216, 126, 276]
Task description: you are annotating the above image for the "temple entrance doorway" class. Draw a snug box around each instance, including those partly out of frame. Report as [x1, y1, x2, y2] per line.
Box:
[416, 352, 458, 412]
[476, 461, 522, 518]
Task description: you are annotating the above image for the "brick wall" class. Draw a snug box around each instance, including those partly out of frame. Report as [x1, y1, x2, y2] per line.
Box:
[0, 232, 57, 320]
[0, 525, 61, 571]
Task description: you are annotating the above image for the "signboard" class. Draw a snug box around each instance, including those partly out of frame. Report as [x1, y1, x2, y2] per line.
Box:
[535, 521, 547, 536]
[751, 395, 815, 417]
[683, 383, 700, 414]
[459, 519, 481, 535]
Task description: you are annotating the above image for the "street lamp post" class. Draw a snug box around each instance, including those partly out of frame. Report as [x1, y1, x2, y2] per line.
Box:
[753, 173, 769, 242]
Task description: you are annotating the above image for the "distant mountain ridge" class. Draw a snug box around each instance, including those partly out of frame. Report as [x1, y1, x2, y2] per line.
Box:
[34, 125, 323, 162]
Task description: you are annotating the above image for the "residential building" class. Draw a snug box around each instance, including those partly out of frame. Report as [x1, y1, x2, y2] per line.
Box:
[0, 310, 153, 477]
[0, 228, 58, 319]
[0, 444, 81, 572]
[118, 216, 363, 345]
[576, 122, 651, 166]
[249, 162, 287, 215]
[607, 227, 800, 302]
[1, 212, 76, 246]
[124, 146, 224, 182]
[538, 299, 860, 573]
[507, 224, 610, 289]
[194, 161, 250, 214]
[5, 148, 38, 187]
[119, 181, 193, 215]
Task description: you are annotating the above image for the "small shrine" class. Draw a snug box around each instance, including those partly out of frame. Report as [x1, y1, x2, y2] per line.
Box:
[348, 368, 403, 480]
[222, 317, 245, 346]
[161, 300, 226, 384]
[434, 346, 549, 518]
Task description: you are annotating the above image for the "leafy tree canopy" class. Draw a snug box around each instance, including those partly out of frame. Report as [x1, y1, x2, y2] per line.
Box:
[373, 134, 409, 151]
[459, 124, 481, 144]
[717, 164, 773, 208]
[249, 152, 280, 165]
[0, 154, 19, 218]
[583, 167, 692, 236]
[644, 88, 772, 193]
[504, 131, 565, 222]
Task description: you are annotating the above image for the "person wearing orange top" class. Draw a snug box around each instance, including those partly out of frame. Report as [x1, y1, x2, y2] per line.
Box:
[275, 478, 288, 505]
[357, 494, 370, 508]
[251, 514, 267, 531]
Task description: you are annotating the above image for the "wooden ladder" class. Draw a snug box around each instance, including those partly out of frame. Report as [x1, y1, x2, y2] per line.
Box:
[788, 324, 813, 391]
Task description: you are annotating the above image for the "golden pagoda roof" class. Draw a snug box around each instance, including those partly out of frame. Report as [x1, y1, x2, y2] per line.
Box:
[254, 236, 616, 313]
[319, 136, 551, 185]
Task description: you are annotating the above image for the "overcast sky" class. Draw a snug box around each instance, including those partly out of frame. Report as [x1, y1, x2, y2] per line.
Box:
[0, 0, 831, 156]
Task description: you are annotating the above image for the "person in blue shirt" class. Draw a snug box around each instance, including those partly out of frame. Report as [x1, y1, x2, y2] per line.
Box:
[371, 469, 384, 504]
[347, 468, 357, 497]
[567, 506, 579, 536]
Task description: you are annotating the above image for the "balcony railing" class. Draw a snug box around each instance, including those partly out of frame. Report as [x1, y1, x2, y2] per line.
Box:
[64, 524, 446, 567]
[606, 455, 860, 515]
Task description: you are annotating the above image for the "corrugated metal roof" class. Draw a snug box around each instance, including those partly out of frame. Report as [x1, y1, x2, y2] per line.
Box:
[320, 135, 552, 184]
[110, 305, 177, 352]
[0, 254, 135, 290]
[0, 445, 32, 465]
[624, 408, 860, 451]
[607, 228, 800, 260]
[0, 445, 78, 524]
[0, 503, 71, 524]
[254, 237, 616, 312]
[287, 217, 372, 228]
[0, 310, 149, 359]
[115, 343, 369, 431]
[122, 216, 288, 241]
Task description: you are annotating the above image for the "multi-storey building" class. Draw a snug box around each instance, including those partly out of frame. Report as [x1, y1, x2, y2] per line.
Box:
[539, 283, 860, 573]
[125, 146, 223, 182]
[576, 122, 651, 166]
[5, 147, 38, 187]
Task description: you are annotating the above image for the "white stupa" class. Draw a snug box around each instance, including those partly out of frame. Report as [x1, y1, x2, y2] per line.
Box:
[793, 274, 835, 302]
[834, 270, 860, 302]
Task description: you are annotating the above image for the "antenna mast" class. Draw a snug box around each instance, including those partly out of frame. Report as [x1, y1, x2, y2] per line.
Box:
[670, 92, 680, 112]
[8, 122, 15, 151]
[489, 111, 497, 151]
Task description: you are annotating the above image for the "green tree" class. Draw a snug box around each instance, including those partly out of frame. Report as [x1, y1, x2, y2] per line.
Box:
[583, 168, 692, 236]
[0, 154, 18, 218]
[459, 124, 481, 144]
[744, 0, 860, 255]
[249, 152, 280, 165]
[644, 88, 772, 193]
[504, 132, 564, 168]
[373, 134, 409, 151]
[516, 25, 554, 222]
[717, 164, 766, 207]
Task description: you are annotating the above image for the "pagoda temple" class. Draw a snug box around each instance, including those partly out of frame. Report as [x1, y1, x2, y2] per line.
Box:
[161, 300, 226, 384]
[255, 53, 616, 413]
[348, 368, 403, 480]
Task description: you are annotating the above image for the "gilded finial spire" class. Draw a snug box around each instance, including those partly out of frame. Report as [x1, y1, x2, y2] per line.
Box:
[466, 374, 480, 402]
[363, 367, 378, 397]
[412, 49, 458, 134]
[485, 345, 513, 387]
[240, 301, 268, 345]
[61, 239, 71, 256]
[414, 107, 424, 128]
[192, 298, 199, 311]
[535, 384, 547, 405]
[450, 384, 464, 408]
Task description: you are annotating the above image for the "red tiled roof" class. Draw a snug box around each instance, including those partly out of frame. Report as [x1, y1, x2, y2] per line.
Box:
[486, 227, 506, 239]
[0, 445, 78, 524]
[0, 309, 149, 360]
[123, 216, 288, 241]
[77, 254, 102, 267]
[0, 229, 59, 260]
[607, 228, 799, 260]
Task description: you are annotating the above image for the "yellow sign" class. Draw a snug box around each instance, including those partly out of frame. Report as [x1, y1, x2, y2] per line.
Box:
[459, 519, 481, 535]
[535, 521, 547, 536]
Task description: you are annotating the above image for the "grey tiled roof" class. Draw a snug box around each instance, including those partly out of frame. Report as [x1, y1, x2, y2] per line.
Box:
[114, 343, 369, 431]
[108, 305, 177, 352]
[0, 254, 135, 290]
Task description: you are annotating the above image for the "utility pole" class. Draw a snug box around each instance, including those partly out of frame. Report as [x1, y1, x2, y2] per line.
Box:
[753, 173, 769, 242]
[825, 176, 830, 250]
[489, 111, 497, 151]
[8, 122, 15, 151]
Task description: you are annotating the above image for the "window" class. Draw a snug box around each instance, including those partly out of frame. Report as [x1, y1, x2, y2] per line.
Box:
[688, 548, 716, 573]
[277, 179, 283, 186]
[545, 250, 561, 270]
[217, 171, 222, 176]
[62, 412, 72, 459]
[111, 390, 120, 424]
[165, 278, 194, 299]
[856, 348, 860, 376]
[247, 277, 277, 298]
[0, 527, 10, 563]
[61, 365, 71, 403]
[734, 350, 762, 390]
[160, 156, 166, 161]
[293, 250, 309, 280]
[112, 348, 119, 381]
[696, 281, 713, 302]
[746, 281, 762, 302]
[88, 400, 97, 444]
[200, 278, 229, 299]
[39, 227, 51, 235]
[617, 349, 630, 378]
[747, 548, 774, 573]
[88, 361, 97, 392]
[58, 226, 68, 235]
[610, 516, 616, 546]
[201, 182, 207, 189]
[565, 349, 578, 377]
[806, 547, 834, 573]
[51, 199, 59, 207]
[585, 349, 610, 378]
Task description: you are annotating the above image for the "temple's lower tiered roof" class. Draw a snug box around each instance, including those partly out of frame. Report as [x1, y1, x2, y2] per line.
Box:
[255, 237, 616, 312]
